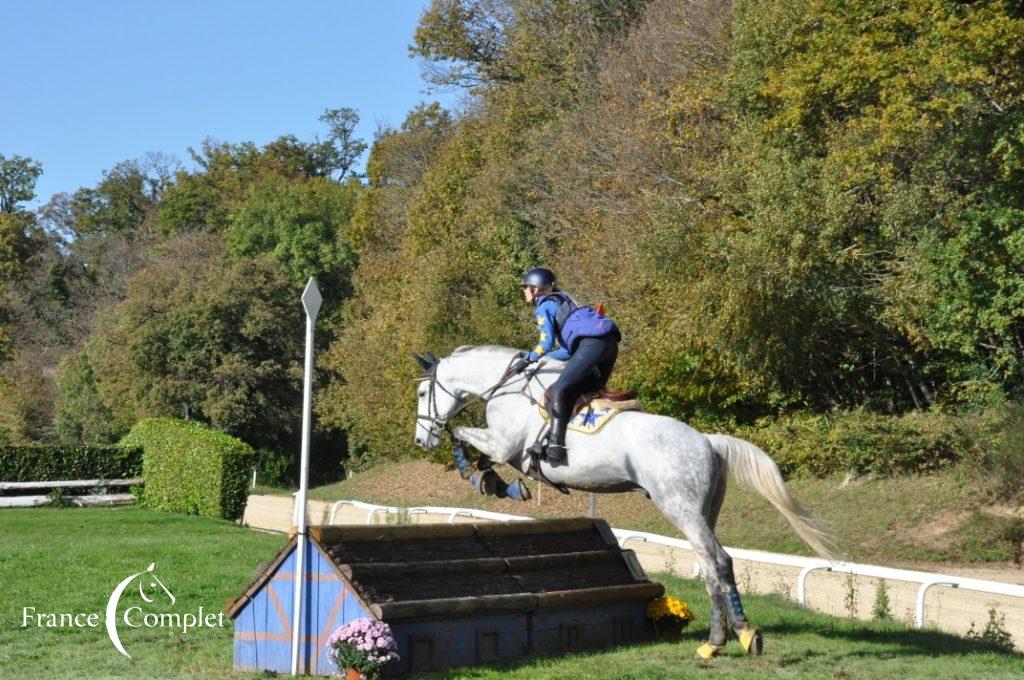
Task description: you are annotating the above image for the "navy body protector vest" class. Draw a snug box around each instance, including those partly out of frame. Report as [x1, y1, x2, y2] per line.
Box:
[537, 291, 619, 354]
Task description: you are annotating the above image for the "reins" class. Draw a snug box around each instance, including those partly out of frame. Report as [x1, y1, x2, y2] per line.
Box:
[415, 355, 546, 441]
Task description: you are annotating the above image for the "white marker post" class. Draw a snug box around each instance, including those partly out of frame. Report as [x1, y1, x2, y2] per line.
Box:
[291, 278, 322, 676]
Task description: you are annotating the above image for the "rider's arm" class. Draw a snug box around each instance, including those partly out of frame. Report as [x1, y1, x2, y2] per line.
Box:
[526, 300, 570, 362]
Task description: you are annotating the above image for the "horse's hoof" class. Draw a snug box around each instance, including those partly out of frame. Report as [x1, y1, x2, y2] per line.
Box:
[695, 642, 724, 660]
[738, 627, 762, 655]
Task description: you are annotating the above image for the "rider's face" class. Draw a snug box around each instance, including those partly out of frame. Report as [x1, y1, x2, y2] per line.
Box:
[522, 285, 545, 303]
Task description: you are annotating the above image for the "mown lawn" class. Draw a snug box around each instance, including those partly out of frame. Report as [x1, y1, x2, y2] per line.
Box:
[1, 507, 1021, 679]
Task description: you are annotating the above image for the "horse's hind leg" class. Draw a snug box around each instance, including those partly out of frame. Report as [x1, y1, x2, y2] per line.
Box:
[699, 475, 731, 658]
[676, 515, 762, 658]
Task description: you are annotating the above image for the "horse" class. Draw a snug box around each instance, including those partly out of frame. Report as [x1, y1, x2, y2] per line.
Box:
[412, 344, 836, 659]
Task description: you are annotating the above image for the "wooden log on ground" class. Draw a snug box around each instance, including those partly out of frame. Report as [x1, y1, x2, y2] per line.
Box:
[0, 478, 143, 491]
[0, 495, 51, 508]
[0, 493, 135, 508]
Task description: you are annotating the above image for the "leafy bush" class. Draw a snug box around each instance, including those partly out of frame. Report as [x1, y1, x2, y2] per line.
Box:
[983, 403, 1024, 501]
[742, 409, 967, 477]
[950, 512, 1024, 564]
[0, 445, 142, 482]
[256, 450, 294, 489]
[121, 418, 255, 519]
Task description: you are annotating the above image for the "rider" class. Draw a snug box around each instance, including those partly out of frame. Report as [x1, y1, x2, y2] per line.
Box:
[510, 267, 621, 463]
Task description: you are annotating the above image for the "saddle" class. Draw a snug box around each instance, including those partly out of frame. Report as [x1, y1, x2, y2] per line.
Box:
[543, 387, 643, 418]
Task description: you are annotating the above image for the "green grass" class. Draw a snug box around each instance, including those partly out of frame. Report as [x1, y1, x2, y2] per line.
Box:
[2, 507, 1022, 678]
[0, 507, 281, 679]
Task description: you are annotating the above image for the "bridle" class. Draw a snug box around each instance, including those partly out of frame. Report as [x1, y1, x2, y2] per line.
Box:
[414, 354, 544, 443]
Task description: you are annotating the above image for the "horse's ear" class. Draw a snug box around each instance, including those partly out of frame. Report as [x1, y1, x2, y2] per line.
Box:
[426, 352, 439, 364]
[411, 353, 431, 371]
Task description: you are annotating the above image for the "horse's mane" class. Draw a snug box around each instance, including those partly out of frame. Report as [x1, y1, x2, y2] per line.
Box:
[451, 345, 519, 357]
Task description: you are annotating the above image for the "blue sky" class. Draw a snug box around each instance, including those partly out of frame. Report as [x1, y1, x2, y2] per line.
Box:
[1, 1, 456, 208]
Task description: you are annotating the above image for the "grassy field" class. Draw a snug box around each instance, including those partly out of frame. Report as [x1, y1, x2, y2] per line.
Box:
[260, 459, 1021, 568]
[2, 507, 1022, 679]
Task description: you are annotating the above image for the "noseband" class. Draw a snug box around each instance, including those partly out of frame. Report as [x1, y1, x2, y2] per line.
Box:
[415, 365, 465, 441]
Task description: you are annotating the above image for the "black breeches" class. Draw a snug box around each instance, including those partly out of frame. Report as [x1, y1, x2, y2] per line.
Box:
[548, 334, 619, 434]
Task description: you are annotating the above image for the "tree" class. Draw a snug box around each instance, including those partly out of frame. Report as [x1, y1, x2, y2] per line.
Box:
[0, 154, 43, 213]
[226, 173, 359, 297]
[318, 107, 368, 180]
[86, 235, 319, 451]
[69, 160, 162, 239]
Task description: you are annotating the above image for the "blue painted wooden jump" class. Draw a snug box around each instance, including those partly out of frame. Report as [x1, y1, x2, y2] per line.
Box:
[226, 518, 663, 676]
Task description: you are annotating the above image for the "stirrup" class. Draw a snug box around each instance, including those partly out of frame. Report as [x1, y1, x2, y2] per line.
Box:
[525, 441, 546, 458]
[545, 443, 567, 463]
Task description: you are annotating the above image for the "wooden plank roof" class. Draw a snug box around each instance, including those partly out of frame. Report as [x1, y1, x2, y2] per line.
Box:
[227, 518, 663, 621]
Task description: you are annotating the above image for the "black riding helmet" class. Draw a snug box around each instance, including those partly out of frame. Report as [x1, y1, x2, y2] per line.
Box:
[520, 267, 556, 288]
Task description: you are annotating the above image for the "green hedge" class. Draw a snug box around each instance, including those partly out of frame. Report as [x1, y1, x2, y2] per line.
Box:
[121, 418, 255, 519]
[0, 445, 142, 482]
[741, 408, 967, 477]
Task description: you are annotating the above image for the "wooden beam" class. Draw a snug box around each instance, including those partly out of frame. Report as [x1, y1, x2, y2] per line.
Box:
[309, 518, 602, 545]
[338, 549, 621, 580]
[0, 493, 135, 509]
[534, 582, 665, 610]
[375, 592, 539, 621]
[310, 523, 477, 543]
[0, 478, 143, 491]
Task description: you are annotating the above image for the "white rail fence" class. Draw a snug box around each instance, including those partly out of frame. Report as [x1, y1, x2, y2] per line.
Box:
[315, 497, 1024, 637]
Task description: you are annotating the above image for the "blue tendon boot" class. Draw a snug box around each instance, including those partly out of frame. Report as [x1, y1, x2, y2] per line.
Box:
[470, 469, 499, 496]
[724, 589, 762, 655]
[451, 442, 473, 479]
[503, 478, 532, 502]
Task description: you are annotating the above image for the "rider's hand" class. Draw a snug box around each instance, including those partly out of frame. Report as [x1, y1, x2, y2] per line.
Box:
[510, 357, 530, 375]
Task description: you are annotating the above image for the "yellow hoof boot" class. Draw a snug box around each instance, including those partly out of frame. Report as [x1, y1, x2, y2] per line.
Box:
[738, 628, 763, 655]
[695, 642, 725, 660]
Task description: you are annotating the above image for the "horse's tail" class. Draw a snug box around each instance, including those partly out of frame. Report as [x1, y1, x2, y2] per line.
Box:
[707, 433, 838, 562]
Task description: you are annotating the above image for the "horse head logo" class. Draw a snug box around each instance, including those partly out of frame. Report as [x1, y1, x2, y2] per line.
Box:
[138, 563, 175, 605]
[105, 563, 175, 658]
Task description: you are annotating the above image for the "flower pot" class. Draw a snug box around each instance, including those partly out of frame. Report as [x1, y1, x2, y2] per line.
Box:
[346, 669, 363, 680]
[655, 620, 684, 641]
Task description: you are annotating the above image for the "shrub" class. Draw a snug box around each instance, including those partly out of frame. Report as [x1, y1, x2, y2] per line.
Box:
[741, 408, 967, 477]
[950, 512, 1024, 563]
[0, 445, 142, 482]
[121, 418, 255, 519]
[256, 449, 294, 489]
[984, 403, 1024, 501]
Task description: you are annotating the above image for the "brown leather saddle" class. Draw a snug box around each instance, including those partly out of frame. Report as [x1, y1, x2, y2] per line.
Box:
[542, 387, 639, 418]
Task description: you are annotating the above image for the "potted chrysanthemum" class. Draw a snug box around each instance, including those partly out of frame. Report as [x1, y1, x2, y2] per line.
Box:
[647, 595, 694, 640]
[326, 617, 399, 679]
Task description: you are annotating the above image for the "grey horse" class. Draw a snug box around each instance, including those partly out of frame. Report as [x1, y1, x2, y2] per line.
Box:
[413, 345, 836, 658]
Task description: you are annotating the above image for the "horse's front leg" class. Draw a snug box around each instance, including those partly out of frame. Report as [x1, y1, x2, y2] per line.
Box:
[452, 426, 516, 465]
[452, 426, 530, 501]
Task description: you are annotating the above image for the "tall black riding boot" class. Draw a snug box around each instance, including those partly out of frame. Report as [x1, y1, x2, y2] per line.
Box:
[546, 391, 572, 464]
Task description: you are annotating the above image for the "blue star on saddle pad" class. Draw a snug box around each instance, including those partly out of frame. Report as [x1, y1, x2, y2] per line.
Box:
[538, 403, 622, 435]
